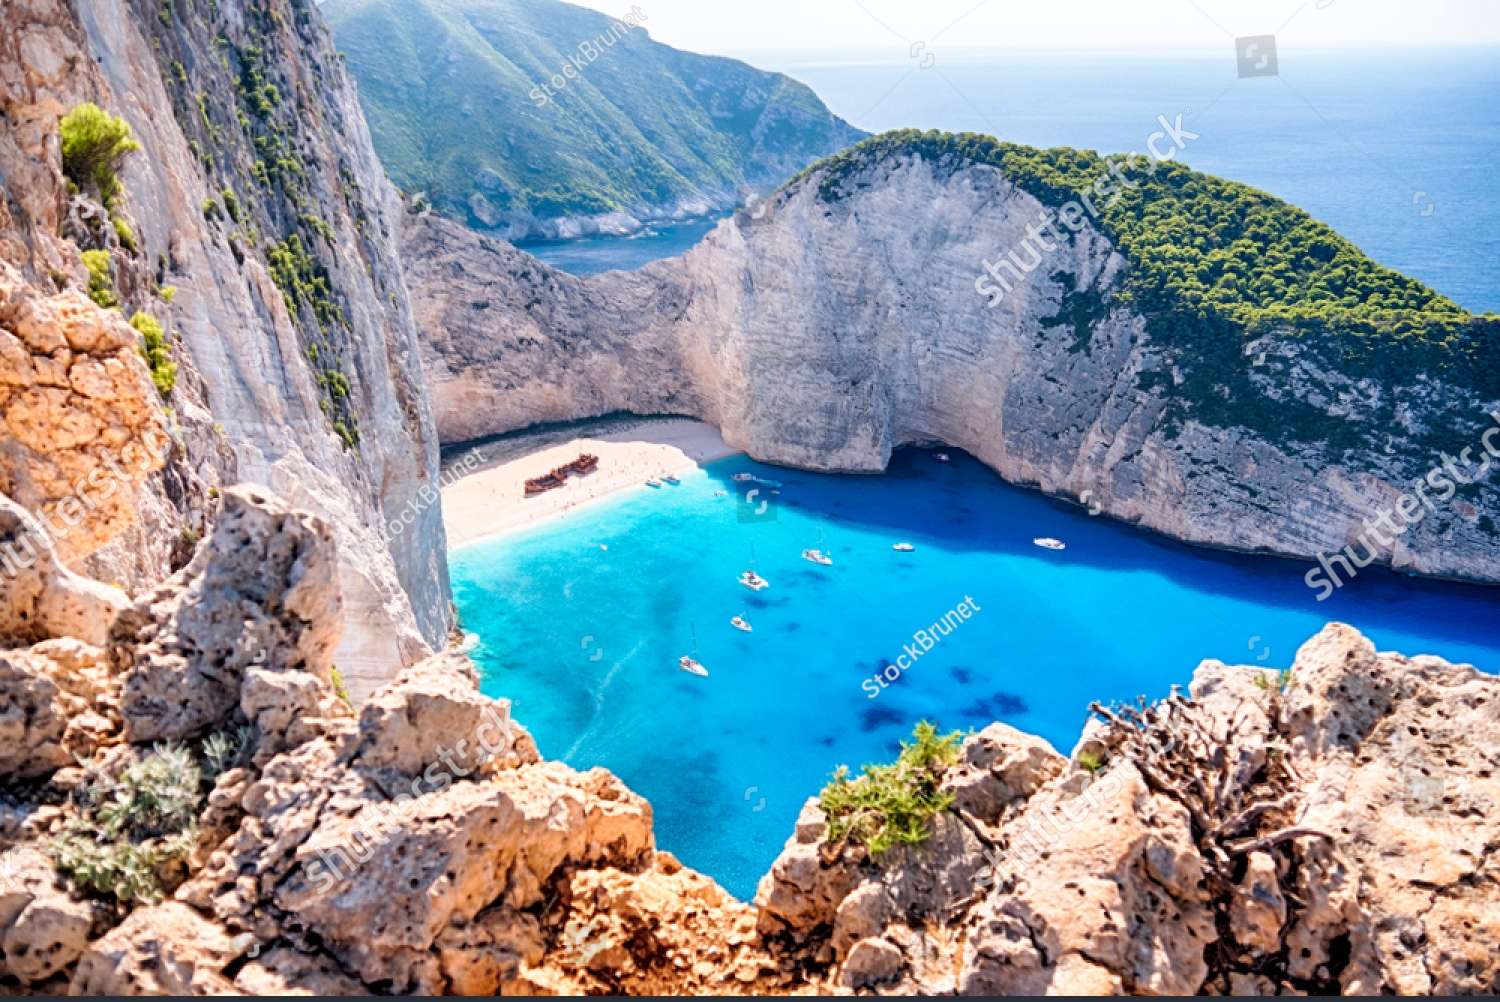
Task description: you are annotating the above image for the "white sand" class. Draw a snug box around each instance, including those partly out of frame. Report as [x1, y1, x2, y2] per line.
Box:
[441, 418, 738, 549]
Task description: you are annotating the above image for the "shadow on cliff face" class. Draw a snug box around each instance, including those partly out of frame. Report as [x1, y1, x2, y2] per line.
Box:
[701, 445, 1500, 659]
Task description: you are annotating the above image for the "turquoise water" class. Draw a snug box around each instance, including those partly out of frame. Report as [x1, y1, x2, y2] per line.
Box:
[452, 449, 1500, 899]
[523, 48, 1499, 313]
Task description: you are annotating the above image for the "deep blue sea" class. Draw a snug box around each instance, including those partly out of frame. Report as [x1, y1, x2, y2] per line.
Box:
[524, 47, 1500, 313]
[452, 450, 1500, 899]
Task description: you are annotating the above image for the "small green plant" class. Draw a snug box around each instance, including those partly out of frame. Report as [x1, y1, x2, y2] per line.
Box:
[332, 420, 358, 450]
[49, 742, 203, 904]
[81, 249, 117, 308]
[130, 311, 177, 397]
[159, 284, 177, 303]
[1253, 668, 1294, 693]
[59, 103, 140, 208]
[329, 665, 353, 707]
[111, 213, 137, 252]
[221, 186, 242, 223]
[202, 196, 222, 221]
[50, 822, 197, 904]
[1077, 750, 1105, 773]
[202, 726, 253, 776]
[819, 720, 963, 860]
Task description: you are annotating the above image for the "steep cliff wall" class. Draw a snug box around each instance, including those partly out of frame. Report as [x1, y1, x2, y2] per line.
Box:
[407, 140, 1500, 585]
[2, 0, 452, 697]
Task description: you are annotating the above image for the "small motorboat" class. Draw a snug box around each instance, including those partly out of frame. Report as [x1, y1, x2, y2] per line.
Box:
[758, 478, 783, 489]
[731, 473, 755, 483]
[892, 542, 916, 552]
[662, 474, 680, 485]
[714, 490, 727, 497]
[801, 548, 833, 566]
[935, 452, 951, 462]
[1033, 537, 1067, 551]
[678, 655, 709, 677]
[645, 478, 663, 488]
[730, 615, 752, 633]
[739, 570, 769, 591]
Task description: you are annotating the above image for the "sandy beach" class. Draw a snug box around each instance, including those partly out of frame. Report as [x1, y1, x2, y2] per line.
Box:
[440, 417, 739, 549]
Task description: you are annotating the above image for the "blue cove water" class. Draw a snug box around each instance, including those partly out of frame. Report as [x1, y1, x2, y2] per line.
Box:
[516, 215, 727, 276]
[451, 449, 1500, 899]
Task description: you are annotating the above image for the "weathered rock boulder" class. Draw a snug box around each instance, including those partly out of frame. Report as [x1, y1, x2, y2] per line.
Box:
[107, 485, 340, 744]
[0, 262, 169, 567]
[0, 845, 101, 988]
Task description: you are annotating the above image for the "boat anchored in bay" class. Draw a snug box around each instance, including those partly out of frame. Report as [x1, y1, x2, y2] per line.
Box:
[739, 570, 769, 591]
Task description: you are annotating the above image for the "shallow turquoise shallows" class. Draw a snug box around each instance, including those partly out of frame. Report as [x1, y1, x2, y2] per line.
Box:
[450, 450, 1500, 900]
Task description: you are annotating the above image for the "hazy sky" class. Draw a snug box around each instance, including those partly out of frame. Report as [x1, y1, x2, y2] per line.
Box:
[568, 0, 1500, 54]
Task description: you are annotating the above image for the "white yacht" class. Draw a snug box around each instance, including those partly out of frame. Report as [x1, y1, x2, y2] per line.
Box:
[892, 542, 916, 552]
[739, 570, 769, 591]
[801, 548, 833, 566]
[1033, 537, 1066, 551]
[730, 615, 752, 633]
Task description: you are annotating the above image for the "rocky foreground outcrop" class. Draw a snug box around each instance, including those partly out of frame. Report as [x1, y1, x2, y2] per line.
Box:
[2, 483, 1495, 995]
[405, 142, 1500, 585]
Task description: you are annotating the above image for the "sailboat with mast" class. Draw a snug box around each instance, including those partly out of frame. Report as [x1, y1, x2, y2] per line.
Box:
[678, 623, 709, 676]
[801, 528, 832, 566]
[739, 541, 770, 590]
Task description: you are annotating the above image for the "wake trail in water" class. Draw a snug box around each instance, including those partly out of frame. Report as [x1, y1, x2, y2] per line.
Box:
[563, 639, 643, 762]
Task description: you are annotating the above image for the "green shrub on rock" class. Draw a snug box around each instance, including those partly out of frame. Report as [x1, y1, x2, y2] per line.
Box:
[130, 311, 177, 398]
[81, 249, 117, 309]
[819, 720, 964, 859]
[48, 742, 203, 904]
[59, 102, 140, 208]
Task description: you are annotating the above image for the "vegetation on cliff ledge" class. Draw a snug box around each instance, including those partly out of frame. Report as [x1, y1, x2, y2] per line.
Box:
[819, 720, 964, 859]
[59, 102, 140, 211]
[130, 311, 178, 399]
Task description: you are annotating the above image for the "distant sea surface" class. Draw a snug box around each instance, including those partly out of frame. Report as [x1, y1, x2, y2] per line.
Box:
[526, 47, 1499, 313]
